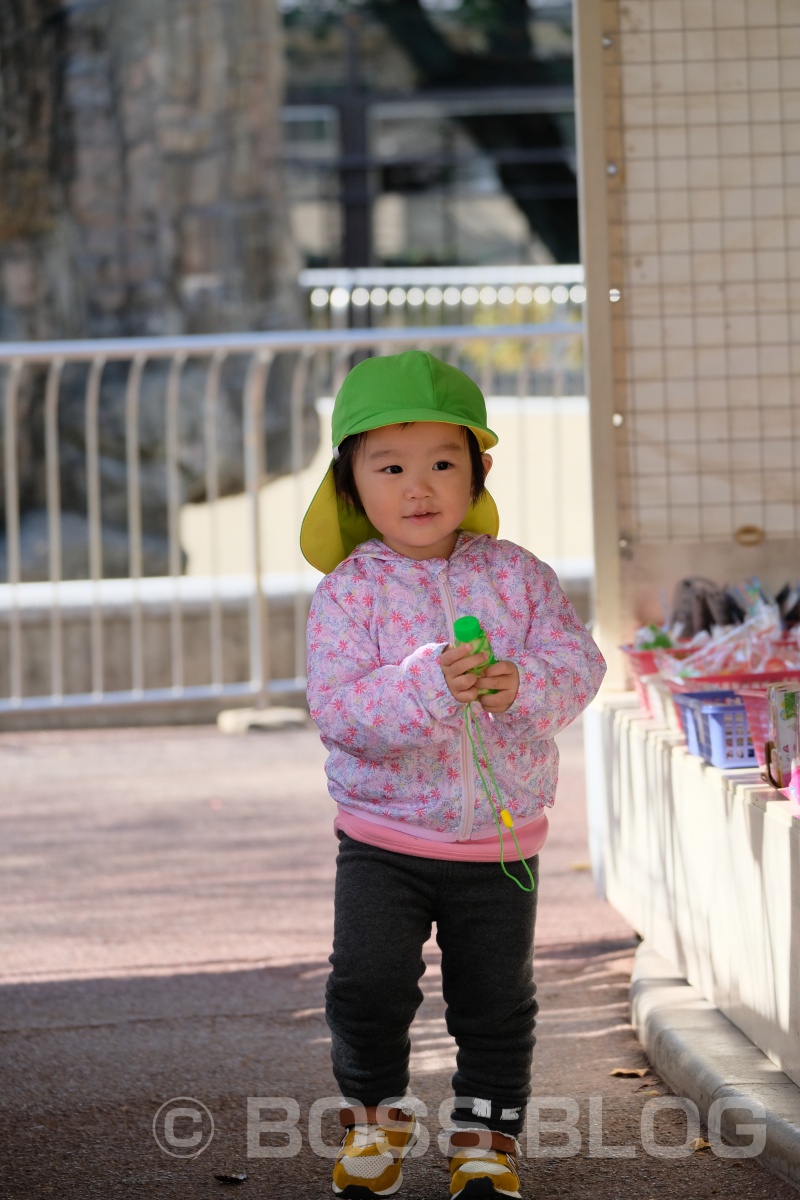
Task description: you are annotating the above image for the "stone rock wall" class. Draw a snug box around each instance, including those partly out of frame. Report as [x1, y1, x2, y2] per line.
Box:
[0, 0, 301, 339]
[0, 0, 316, 580]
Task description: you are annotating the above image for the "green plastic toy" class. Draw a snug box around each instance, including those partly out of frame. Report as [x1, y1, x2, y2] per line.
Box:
[453, 614, 497, 695]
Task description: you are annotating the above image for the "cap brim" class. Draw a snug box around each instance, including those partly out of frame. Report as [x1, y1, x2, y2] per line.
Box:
[300, 464, 500, 575]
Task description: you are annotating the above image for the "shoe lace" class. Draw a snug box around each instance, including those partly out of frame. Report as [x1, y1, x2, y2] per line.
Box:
[350, 1123, 383, 1149]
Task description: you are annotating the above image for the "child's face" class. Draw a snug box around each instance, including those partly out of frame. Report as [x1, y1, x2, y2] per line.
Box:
[352, 421, 491, 561]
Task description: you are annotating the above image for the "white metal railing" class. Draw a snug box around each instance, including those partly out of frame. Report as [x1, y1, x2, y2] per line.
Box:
[299, 265, 587, 325]
[0, 322, 584, 720]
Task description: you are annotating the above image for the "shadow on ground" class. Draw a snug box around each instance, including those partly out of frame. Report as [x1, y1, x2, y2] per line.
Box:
[1, 725, 797, 1199]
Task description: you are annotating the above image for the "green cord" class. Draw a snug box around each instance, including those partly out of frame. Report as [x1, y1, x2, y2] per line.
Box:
[463, 705, 536, 893]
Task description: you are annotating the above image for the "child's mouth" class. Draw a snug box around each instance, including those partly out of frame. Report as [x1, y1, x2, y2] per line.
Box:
[407, 511, 436, 522]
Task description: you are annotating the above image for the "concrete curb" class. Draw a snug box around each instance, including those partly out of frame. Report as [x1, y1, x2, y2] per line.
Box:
[217, 705, 311, 733]
[630, 943, 800, 1190]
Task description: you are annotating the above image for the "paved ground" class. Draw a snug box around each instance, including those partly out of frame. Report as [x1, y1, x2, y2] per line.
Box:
[1, 718, 796, 1199]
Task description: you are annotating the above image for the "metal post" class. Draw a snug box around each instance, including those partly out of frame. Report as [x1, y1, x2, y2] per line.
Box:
[553, 338, 566, 565]
[243, 351, 273, 705]
[45, 358, 65, 700]
[290, 349, 312, 686]
[85, 357, 106, 697]
[166, 354, 186, 692]
[204, 353, 226, 691]
[125, 355, 146, 694]
[3, 361, 23, 705]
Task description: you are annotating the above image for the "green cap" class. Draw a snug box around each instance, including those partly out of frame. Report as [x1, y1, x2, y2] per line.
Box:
[300, 351, 499, 574]
[453, 615, 483, 642]
[331, 350, 497, 450]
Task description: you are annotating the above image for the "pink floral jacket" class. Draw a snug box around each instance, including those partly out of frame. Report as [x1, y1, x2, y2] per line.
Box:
[306, 532, 606, 844]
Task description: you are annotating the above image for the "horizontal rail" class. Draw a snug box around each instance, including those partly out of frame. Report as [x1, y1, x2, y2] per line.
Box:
[0, 321, 582, 364]
[0, 573, 320, 614]
[0, 679, 304, 717]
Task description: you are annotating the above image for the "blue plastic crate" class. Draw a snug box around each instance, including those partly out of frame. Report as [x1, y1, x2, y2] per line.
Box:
[690, 697, 755, 768]
[673, 690, 736, 757]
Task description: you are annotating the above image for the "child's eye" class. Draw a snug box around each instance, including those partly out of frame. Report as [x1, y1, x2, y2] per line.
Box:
[433, 460, 453, 471]
[382, 464, 403, 474]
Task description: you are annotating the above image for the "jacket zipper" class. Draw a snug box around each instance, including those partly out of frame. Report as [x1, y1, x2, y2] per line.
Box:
[437, 573, 475, 842]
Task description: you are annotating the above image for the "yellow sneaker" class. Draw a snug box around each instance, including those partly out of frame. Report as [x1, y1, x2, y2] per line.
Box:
[447, 1129, 522, 1199]
[332, 1105, 418, 1198]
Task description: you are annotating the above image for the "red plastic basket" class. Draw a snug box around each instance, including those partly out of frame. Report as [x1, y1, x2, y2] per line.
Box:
[667, 668, 800, 692]
[620, 648, 658, 714]
[621, 646, 691, 717]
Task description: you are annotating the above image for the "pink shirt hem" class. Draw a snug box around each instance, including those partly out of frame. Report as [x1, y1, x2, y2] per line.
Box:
[334, 808, 549, 862]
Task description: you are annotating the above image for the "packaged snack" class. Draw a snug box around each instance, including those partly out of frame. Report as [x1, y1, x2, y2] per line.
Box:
[655, 606, 800, 682]
[633, 623, 674, 650]
[766, 685, 800, 789]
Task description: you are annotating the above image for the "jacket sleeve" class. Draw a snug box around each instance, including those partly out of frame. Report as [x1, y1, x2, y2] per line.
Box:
[306, 579, 463, 757]
[493, 555, 606, 739]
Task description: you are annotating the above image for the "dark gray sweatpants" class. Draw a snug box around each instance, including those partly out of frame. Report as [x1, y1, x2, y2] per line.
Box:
[326, 832, 539, 1136]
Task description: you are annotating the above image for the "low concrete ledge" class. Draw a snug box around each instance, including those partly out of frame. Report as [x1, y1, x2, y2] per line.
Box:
[586, 694, 800, 1091]
[217, 705, 311, 734]
[631, 942, 800, 1189]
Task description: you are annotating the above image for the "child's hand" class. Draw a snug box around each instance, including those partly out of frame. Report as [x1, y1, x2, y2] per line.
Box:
[440, 642, 492, 704]
[440, 645, 520, 712]
[475, 660, 520, 713]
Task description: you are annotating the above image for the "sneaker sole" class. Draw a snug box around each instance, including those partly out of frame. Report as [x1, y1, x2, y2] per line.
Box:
[451, 1178, 521, 1200]
[333, 1184, 403, 1200]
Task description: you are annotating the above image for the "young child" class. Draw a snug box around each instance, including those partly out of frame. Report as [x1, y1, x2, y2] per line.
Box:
[301, 350, 606, 1199]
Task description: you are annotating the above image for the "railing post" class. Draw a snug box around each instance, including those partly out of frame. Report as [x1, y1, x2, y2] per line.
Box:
[125, 355, 147, 695]
[203, 352, 226, 691]
[516, 342, 532, 553]
[85, 357, 106, 697]
[3, 360, 23, 706]
[553, 337, 566, 565]
[290, 348, 313, 687]
[166, 354, 187, 693]
[244, 351, 273, 706]
[45, 358, 65, 700]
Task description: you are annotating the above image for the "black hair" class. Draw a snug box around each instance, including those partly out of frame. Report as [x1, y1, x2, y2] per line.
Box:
[332, 423, 488, 516]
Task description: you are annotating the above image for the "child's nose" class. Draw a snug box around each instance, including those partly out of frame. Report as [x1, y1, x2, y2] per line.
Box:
[405, 471, 432, 496]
